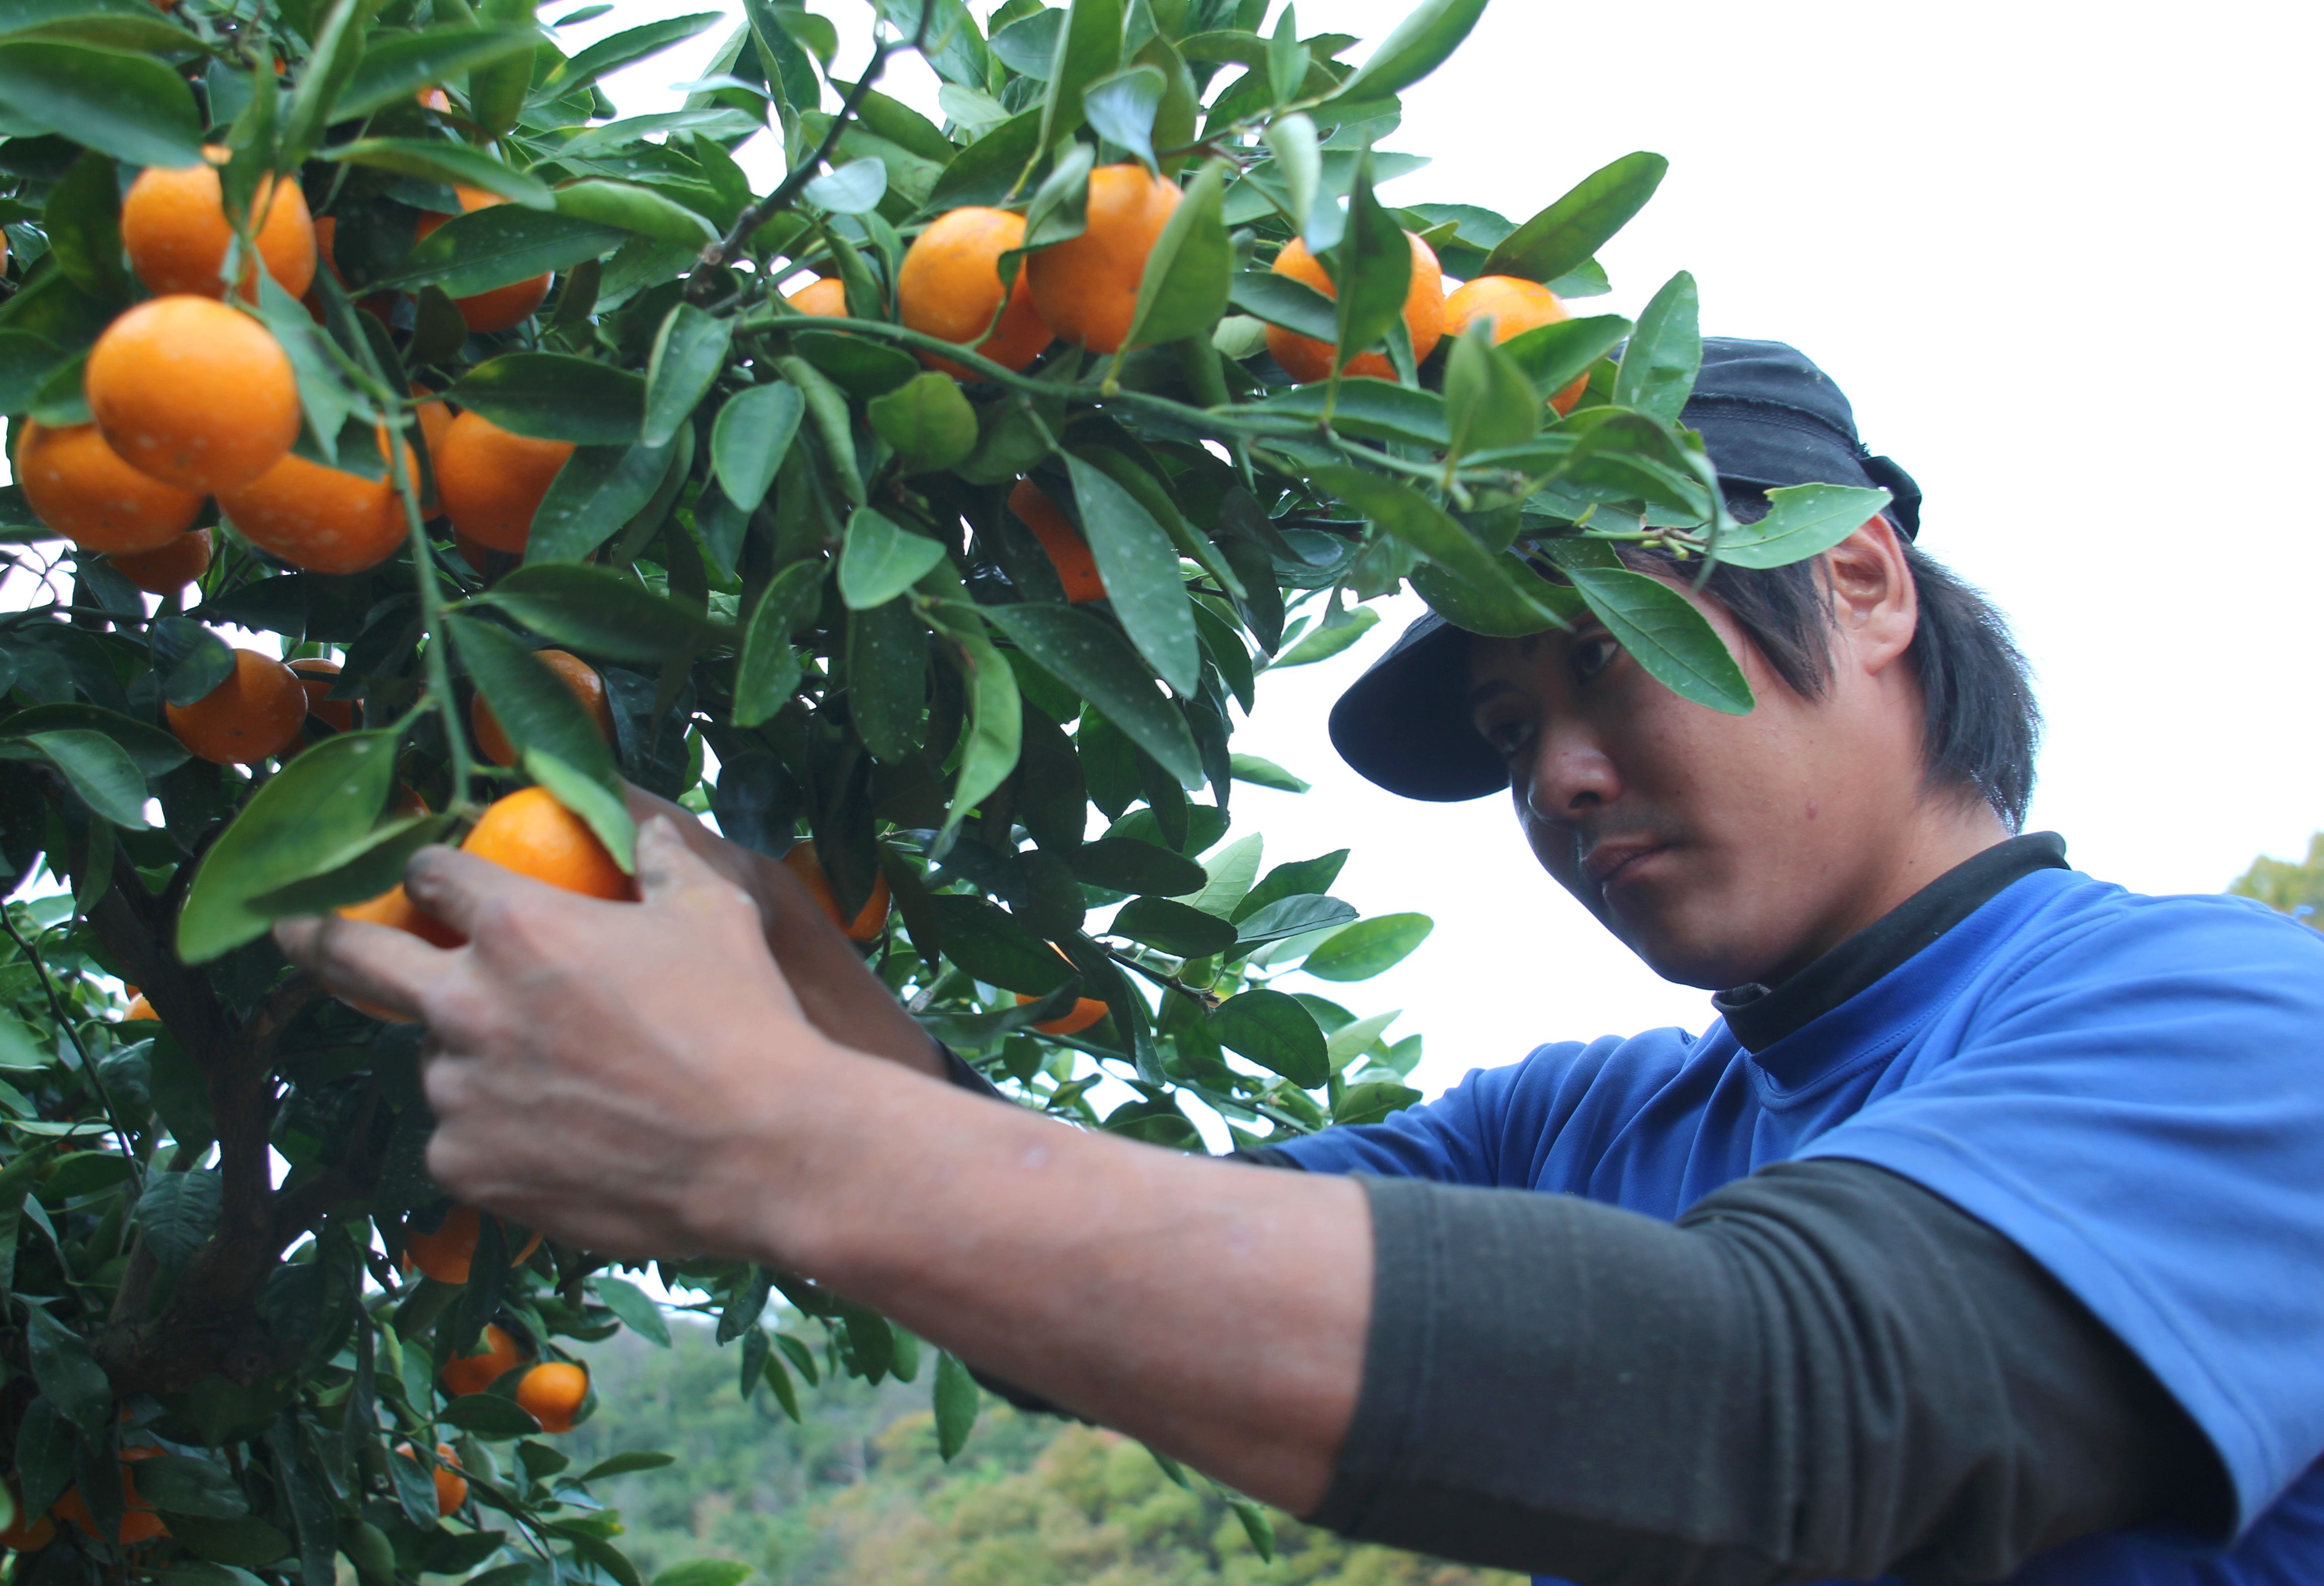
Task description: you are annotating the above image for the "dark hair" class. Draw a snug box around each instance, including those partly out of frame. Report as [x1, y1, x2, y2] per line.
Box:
[1623, 511, 2042, 831]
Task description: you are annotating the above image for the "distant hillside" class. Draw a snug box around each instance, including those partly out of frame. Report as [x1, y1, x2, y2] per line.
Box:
[565, 1318, 1519, 1586]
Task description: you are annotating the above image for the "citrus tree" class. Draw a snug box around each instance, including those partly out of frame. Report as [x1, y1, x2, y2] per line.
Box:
[0, 0, 1894, 1578]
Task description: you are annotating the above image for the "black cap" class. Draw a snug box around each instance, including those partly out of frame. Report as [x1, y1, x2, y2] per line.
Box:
[1328, 338, 1918, 802]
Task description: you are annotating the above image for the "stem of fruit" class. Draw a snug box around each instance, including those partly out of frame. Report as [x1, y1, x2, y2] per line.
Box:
[385, 418, 480, 819]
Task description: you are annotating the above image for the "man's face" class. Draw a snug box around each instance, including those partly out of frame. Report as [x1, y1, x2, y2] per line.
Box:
[1467, 571, 1940, 990]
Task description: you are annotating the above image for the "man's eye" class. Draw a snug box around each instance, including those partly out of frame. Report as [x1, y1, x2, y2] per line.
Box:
[1569, 634, 1621, 686]
[1479, 717, 1533, 759]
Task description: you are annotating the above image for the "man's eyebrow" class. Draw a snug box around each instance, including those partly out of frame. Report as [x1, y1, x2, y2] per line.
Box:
[1467, 677, 1522, 710]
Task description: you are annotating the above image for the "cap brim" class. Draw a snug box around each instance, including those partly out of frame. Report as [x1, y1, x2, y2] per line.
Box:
[1326, 613, 1509, 803]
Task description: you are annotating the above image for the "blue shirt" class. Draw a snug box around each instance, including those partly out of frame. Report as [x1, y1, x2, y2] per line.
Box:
[1274, 865, 2324, 1584]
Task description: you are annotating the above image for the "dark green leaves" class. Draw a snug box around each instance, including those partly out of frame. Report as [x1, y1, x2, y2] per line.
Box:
[1040, 0, 1123, 153]
[388, 208, 625, 299]
[437, 1395, 542, 1439]
[838, 507, 946, 610]
[1208, 989, 1326, 1087]
[0, 729, 152, 827]
[448, 355, 645, 445]
[733, 560, 822, 728]
[933, 1353, 979, 1462]
[1301, 912, 1433, 980]
[1069, 838, 1206, 896]
[526, 439, 674, 564]
[1122, 159, 1232, 351]
[1308, 466, 1564, 637]
[475, 565, 719, 663]
[1111, 896, 1234, 957]
[866, 371, 977, 474]
[449, 618, 620, 796]
[1327, 0, 1488, 104]
[554, 180, 720, 247]
[322, 140, 555, 208]
[1332, 153, 1411, 377]
[178, 730, 402, 962]
[928, 895, 1074, 995]
[1061, 454, 1197, 694]
[591, 1276, 671, 1348]
[1550, 553, 1752, 714]
[1613, 271, 1700, 427]
[1500, 313, 1631, 405]
[1443, 322, 1540, 457]
[1481, 152, 1669, 284]
[0, 40, 202, 168]
[25, 1306, 110, 1433]
[641, 304, 733, 449]
[710, 381, 804, 511]
[334, 27, 539, 120]
[1081, 64, 1165, 171]
[133, 1167, 222, 1276]
[1714, 483, 1893, 570]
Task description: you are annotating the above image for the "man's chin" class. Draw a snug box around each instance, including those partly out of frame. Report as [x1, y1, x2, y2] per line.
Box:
[1605, 907, 1771, 993]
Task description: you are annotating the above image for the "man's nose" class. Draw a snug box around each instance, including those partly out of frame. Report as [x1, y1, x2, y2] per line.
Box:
[1521, 723, 1619, 823]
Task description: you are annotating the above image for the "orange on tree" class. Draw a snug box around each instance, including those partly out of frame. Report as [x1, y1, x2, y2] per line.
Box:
[218, 426, 415, 575]
[1013, 943, 1108, 1034]
[440, 1323, 528, 1397]
[433, 411, 574, 555]
[1025, 163, 1182, 354]
[786, 276, 848, 318]
[471, 649, 613, 767]
[288, 657, 353, 732]
[515, 1361, 588, 1433]
[1006, 478, 1104, 604]
[108, 528, 212, 595]
[87, 296, 300, 494]
[1265, 230, 1447, 383]
[120, 147, 316, 301]
[1, 1499, 55, 1552]
[402, 1205, 545, 1284]
[781, 843, 890, 942]
[1442, 275, 1589, 415]
[344, 785, 633, 954]
[897, 207, 1054, 377]
[415, 188, 551, 332]
[12, 419, 202, 554]
[166, 649, 308, 765]
[396, 1443, 467, 1516]
[123, 993, 157, 1021]
[56, 1448, 167, 1546]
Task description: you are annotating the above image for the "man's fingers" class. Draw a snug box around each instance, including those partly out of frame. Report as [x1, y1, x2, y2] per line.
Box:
[274, 913, 451, 1020]
[403, 844, 555, 937]
[634, 815, 753, 913]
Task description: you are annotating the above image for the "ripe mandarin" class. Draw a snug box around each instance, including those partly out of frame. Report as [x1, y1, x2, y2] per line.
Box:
[440, 1323, 528, 1397]
[515, 1361, 589, 1433]
[1265, 231, 1446, 383]
[56, 1449, 167, 1546]
[121, 147, 316, 301]
[786, 276, 849, 318]
[1441, 275, 1589, 415]
[415, 187, 552, 332]
[470, 649, 613, 767]
[781, 844, 891, 942]
[109, 528, 212, 595]
[1025, 164, 1182, 354]
[1013, 943, 1107, 1033]
[87, 296, 300, 493]
[218, 427, 416, 575]
[124, 994, 157, 1022]
[1005, 478, 1104, 603]
[166, 649, 308, 765]
[13, 419, 201, 554]
[402, 1205, 546, 1285]
[897, 207, 1053, 377]
[433, 411, 573, 555]
[396, 1443, 467, 1517]
[288, 657, 354, 732]
[462, 786, 633, 901]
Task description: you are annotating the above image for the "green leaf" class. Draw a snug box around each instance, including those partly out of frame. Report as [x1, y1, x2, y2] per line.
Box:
[1228, 753, 1308, 792]
[732, 560, 822, 729]
[247, 813, 455, 917]
[1111, 896, 1235, 957]
[437, 1395, 543, 1439]
[278, 0, 364, 168]
[3, 729, 150, 827]
[386, 207, 627, 298]
[1335, 1079, 1422, 1126]
[866, 371, 977, 474]
[450, 617, 620, 791]
[176, 730, 401, 962]
[1499, 313, 1631, 405]
[1332, 151, 1410, 375]
[1081, 63, 1164, 171]
[1252, 378, 1445, 447]
[133, 1166, 221, 1275]
[44, 151, 126, 302]
[590, 1275, 671, 1347]
[933, 1353, 979, 1462]
[1208, 988, 1326, 1087]
[1068, 838, 1206, 896]
[846, 598, 928, 764]
[448, 354, 645, 445]
[1300, 912, 1433, 980]
[553, 11, 720, 93]
[1229, 1495, 1276, 1560]
[980, 604, 1202, 787]
[1266, 5, 1305, 104]
[1306, 467, 1563, 635]
[651, 1563, 750, 1586]
[928, 895, 1075, 996]
[0, 330, 68, 414]
[0, 40, 201, 168]
[479, 564, 717, 663]
[641, 303, 733, 448]
[322, 140, 554, 209]
[1480, 151, 1669, 284]
[1062, 454, 1198, 695]
[526, 438, 674, 563]
[333, 27, 539, 120]
[1234, 892, 1356, 949]
[1613, 271, 1700, 427]
[1039, 0, 1123, 153]
[772, 355, 862, 508]
[801, 156, 886, 216]
[1270, 606, 1378, 668]
[1444, 322, 1541, 457]
[25, 1306, 110, 1432]
[1020, 138, 1096, 251]
[711, 381, 804, 511]
[1233, 850, 1348, 924]
[837, 507, 946, 610]
[581, 1451, 677, 1481]
[554, 179, 720, 247]
[1713, 483, 1892, 570]
[931, 610, 1022, 837]
[927, 106, 1044, 210]
[136, 1453, 248, 1519]
[1122, 158, 1231, 350]
[1265, 112, 1323, 245]
[1552, 557, 1752, 714]
[1327, 0, 1487, 103]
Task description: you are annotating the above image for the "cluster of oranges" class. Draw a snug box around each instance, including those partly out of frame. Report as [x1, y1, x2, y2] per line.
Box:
[440, 1323, 590, 1435]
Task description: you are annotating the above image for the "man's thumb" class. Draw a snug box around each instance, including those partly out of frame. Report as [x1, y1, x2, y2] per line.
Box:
[633, 815, 737, 909]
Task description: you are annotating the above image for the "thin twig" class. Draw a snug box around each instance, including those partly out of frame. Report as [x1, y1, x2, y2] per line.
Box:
[0, 908, 140, 1175]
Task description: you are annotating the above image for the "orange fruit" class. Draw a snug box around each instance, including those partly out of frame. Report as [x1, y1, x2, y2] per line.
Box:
[781, 844, 890, 942]
[1025, 164, 1183, 355]
[1265, 231, 1446, 383]
[515, 1361, 588, 1434]
[219, 427, 416, 575]
[440, 1323, 528, 1397]
[87, 296, 301, 494]
[1441, 275, 1589, 415]
[313, 214, 342, 287]
[56, 1449, 167, 1546]
[1013, 943, 1107, 1034]
[402, 1205, 546, 1285]
[13, 419, 202, 555]
[897, 207, 1054, 378]
[415, 187, 552, 333]
[418, 88, 451, 112]
[166, 649, 308, 765]
[109, 528, 213, 595]
[786, 277, 848, 318]
[123, 994, 157, 1021]
[396, 1442, 467, 1517]
[1006, 479, 1104, 604]
[433, 411, 574, 555]
[288, 657, 353, 732]
[471, 649, 613, 767]
[337, 884, 463, 951]
[1, 1499, 55, 1552]
[121, 147, 316, 302]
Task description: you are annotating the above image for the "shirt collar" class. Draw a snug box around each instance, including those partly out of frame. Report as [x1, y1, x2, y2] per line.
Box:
[1712, 833, 2071, 1053]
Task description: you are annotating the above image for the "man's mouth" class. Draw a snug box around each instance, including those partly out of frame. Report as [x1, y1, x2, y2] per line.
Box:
[1580, 840, 1670, 894]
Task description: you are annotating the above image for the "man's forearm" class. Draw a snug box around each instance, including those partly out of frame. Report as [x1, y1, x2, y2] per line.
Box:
[734, 1053, 1371, 1513]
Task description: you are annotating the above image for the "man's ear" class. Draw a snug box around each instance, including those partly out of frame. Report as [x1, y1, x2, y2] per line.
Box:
[1820, 515, 1918, 677]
